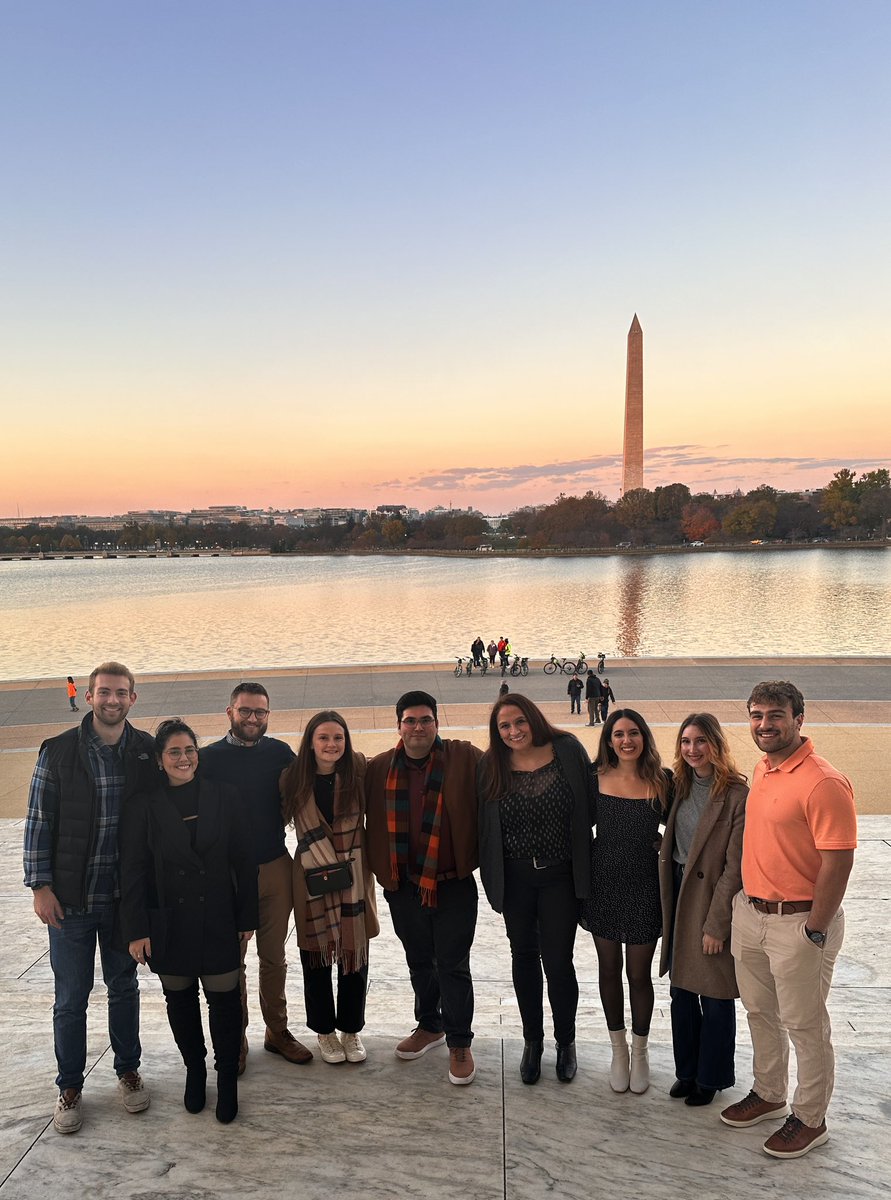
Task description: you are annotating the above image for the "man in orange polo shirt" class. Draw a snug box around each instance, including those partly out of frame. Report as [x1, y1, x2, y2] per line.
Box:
[720, 681, 856, 1159]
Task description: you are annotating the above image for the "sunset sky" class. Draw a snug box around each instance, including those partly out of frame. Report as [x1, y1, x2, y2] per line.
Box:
[2, 2, 889, 517]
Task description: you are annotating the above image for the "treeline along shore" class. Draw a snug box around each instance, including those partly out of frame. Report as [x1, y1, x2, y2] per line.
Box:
[2, 468, 888, 556]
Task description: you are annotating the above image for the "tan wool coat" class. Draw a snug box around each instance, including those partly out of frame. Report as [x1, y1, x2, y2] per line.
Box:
[658, 780, 747, 1000]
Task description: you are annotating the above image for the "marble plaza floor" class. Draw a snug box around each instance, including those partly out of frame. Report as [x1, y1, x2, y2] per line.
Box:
[1, 815, 889, 1200]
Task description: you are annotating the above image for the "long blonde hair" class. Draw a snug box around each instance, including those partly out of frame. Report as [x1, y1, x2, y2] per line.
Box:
[672, 712, 746, 803]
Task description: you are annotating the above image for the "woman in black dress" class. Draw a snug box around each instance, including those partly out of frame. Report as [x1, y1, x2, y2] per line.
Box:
[120, 719, 258, 1123]
[478, 694, 595, 1085]
[579, 708, 670, 1095]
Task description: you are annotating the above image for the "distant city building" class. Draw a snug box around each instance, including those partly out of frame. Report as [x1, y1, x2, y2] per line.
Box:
[621, 313, 644, 493]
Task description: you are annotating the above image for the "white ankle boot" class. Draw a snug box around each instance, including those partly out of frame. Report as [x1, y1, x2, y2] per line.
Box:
[608, 1028, 630, 1092]
[630, 1032, 650, 1094]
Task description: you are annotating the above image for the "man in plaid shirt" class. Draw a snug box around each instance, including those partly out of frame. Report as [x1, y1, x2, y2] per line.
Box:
[23, 661, 156, 1134]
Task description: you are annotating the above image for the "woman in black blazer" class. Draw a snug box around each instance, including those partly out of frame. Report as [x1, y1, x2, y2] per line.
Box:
[120, 719, 258, 1124]
[478, 694, 595, 1086]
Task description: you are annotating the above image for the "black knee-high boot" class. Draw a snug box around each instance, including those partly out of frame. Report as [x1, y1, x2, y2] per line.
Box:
[163, 982, 207, 1113]
[207, 985, 242, 1124]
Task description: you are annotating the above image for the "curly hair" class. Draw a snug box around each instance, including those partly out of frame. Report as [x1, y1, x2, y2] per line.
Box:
[747, 680, 805, 718]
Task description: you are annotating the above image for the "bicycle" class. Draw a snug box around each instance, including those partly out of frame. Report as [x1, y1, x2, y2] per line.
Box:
[596, 651, 606, 675]
[454, 657, 468, 677]
[562, 653, 588, 675]
[509, 656, 529, 677]
[543, 654, 561, 675]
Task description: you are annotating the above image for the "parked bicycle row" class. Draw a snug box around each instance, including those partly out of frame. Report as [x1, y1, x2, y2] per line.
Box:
[457, 645, 608, 677]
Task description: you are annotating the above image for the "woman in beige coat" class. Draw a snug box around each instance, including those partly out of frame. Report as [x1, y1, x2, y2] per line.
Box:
[658, 713, 747, 1107]
[281, 711, 379, 1065]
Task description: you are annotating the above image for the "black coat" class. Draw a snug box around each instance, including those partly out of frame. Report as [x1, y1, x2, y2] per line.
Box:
[119, 777, 259, 976]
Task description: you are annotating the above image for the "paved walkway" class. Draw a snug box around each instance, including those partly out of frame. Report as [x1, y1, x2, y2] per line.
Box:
[1, 814, 888, 1199]
[2, 658, 889, 816]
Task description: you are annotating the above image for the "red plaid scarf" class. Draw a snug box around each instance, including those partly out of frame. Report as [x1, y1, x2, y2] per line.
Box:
[385, 737, 446, 907]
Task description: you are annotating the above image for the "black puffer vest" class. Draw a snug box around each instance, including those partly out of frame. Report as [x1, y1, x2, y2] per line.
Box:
[42, 715, 156, 909]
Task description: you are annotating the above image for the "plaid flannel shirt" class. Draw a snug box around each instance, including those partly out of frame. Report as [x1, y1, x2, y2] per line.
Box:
[23, 720, 133, 912]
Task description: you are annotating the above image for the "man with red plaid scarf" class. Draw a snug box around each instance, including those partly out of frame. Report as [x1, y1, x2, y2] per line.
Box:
[365, 690, 483, 1085]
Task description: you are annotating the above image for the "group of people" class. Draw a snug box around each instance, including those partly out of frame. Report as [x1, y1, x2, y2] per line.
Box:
[471, 636, 512, 668]
[566, 669, 615, 722]
[25, 665, 856, 1161]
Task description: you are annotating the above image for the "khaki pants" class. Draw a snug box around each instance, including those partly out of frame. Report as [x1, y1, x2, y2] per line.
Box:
[240, 852, 294, 1036]
[730, 890, 844, 1128]
[586, 698, 600, 724]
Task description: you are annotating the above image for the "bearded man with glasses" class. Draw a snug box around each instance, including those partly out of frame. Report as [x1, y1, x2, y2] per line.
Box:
[200, 682, 308, 1071]
[365, 690, 483, 1086]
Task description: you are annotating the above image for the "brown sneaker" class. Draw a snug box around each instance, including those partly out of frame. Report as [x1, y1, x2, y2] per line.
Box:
[448, 1046, 476, 1086]
[395, 1027, 446, 1060]
[763, 1116, 829, 1159]
[264, 1028, 313, 1064]
[720, 1090, 791, 1128]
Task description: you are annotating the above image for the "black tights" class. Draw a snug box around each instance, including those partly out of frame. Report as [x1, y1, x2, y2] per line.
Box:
[592, 937, 657, 1036]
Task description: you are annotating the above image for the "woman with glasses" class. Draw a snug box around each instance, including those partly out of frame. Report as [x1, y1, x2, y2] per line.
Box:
[281, 711, 378, 1066]
[120, 719, 258, 1124]
[658, 713, 747, 1106]
[478, 694, 595, 1085]
[579, 708, 671, 1096]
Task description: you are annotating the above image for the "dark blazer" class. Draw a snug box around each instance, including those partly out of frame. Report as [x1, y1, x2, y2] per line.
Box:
[658, 779, 747, 999]
[119, 776, 259, 977]
[477, 733, 595, 913]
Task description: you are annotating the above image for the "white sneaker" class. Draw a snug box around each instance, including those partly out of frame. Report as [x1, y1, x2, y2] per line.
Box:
[317, 1033, 346, 1063]
[340, 1032, 367, 1063]
[117, 1070, 150, 1113]
[53, 1088, 83, 1134]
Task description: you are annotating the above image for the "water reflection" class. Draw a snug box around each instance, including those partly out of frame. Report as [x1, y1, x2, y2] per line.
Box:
[0, 550, 888, 679]
[615, 562, 646, 658]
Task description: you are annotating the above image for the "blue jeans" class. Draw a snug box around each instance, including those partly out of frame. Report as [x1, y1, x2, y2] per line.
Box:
[48, 907, 141, 1091]
[670, 986, 736, 1090]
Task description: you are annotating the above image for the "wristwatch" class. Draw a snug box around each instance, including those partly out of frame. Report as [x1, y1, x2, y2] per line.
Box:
[805, 926, 826, 946]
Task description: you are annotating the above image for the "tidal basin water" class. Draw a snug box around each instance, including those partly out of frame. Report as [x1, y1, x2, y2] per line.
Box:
[1, 550, 888, 680]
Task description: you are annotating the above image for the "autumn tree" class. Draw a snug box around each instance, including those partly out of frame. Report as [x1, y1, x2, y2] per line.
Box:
[820, 469, 859, 530]
[681, 504, 721, 542]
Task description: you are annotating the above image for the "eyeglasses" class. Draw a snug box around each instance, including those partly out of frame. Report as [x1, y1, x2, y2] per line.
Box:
[400, 716, 436, 728]
[164, 747, 198, 759]
[235, 707, 270, 720]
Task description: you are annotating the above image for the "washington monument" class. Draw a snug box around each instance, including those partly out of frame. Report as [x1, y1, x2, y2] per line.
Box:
[622, 314, 643, 493]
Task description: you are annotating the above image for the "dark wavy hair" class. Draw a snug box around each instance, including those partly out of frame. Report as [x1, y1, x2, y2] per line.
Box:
[747, 680, 804, 718]
[154, 718, 198, 758]
[280, 710, 359, 827]
[480, 693, 567, 803]
[595, 708, 669, 811]
[672, 712, 747, 804]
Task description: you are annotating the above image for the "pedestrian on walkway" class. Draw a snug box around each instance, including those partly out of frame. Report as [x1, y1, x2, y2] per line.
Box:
[364, 690, 482, 1087]
[120, 719, 258, 1124]
[66, 676, 79, 711]
[478, 694, 595, 1086]
[24, 661, 155, 1135]
[281, 710, 378, 1067]
[720, 681, 856, 1160]
[658, 713, 747, 1108]
[579, 709, 671, 1096]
